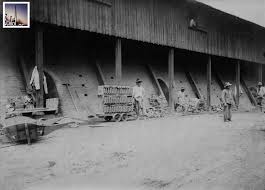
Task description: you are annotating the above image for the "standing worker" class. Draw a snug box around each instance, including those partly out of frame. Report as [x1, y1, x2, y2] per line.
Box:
[221, 82, 234, 122]
[257, 82, 265, 112]
[133, 79, 145, 118]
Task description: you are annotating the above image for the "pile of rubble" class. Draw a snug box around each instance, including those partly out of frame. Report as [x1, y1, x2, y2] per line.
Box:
[146, 95, 169, 118]
[6, 95, 34, 113]
[211, 105, 223, 112]
[187, 98, 206, 113]
[175, 97, 207, 113]
[0, 127, 3, 136]
[197, 99, 208, 112]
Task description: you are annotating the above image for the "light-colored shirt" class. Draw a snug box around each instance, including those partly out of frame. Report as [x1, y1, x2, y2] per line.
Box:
[132, 86, 145, 99]
[257, 86, 265, 97]
[30, 66, 40, 90]
[30, 66, 48, 94]
[221, 89, 234, 105]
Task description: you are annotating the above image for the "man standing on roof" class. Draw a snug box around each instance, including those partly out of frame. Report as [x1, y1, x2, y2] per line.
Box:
[257, 82, 265, 112]
[133, 78, 145, 118]
[221, 82, 234, 122]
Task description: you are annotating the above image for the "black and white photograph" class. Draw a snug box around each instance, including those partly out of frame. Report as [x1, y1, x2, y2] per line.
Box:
[0, 0, 265, 190]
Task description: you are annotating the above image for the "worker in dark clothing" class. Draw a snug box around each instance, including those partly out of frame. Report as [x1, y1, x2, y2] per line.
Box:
[221, 82, 234, 122]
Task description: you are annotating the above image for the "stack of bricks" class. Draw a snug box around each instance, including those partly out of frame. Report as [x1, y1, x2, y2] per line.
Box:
[98, 85, 134, 114]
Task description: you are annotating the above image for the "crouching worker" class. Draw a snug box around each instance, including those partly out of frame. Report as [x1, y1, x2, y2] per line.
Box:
[133, 79, 145, 118]
[257, 82, 265, 112]
[221, 82, 234, 122]
[175, 87, 188, 113]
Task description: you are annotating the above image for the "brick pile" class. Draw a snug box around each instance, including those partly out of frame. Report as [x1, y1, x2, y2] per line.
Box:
[98, 85, 134, 115]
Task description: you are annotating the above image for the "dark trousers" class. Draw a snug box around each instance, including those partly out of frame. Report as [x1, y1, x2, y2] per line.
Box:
[134, 98, 143, 117]
[257, 97, 264, 112]
[223, 104, 232, 121]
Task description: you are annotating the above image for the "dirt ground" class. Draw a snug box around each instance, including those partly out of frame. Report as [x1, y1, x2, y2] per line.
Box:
[0, 112, 265, 190]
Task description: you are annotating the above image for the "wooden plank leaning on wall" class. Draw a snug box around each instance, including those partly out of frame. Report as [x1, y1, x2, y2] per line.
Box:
[236, 60, 240, 108]
[168, 48, 175, 112]
[207, 55, 212, 111]
[258, 63, 263, 83]
[115, 38, 122, 84]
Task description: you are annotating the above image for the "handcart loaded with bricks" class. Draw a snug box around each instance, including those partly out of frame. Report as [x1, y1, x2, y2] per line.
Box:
[97, 85, 136, 122]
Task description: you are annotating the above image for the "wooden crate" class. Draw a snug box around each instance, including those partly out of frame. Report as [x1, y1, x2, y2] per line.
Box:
[46, 98, 59, 113]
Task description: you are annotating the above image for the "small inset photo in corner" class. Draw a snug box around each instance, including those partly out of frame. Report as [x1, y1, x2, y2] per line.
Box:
[3, 2, 30, 28]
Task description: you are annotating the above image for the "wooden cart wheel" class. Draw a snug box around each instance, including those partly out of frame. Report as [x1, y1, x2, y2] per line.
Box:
[104, 116, 112, 122]
[113, 114, 121, 122]
[121, 114, 128, 121]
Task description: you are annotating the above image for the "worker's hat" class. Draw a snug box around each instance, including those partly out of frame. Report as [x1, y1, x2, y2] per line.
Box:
[258, 82, 263, 86]
[224, 82, 232, 88]
[136, 78, 143, 83]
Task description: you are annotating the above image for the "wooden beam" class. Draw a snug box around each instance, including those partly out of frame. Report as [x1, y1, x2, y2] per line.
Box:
[236, 61, 240, 107]
[89, 0, 112, 7]
[258, 63, 263, 83]
[207, 56, 212, 111]
[35, 26, 44, 108]
[212, 68, 225, 90]
[168, 48, 174, 112]
[17, 56, 31, 91]
[95, 61, 106, 85]
[241, 76, 257, 106]
[183, 67, 203, 99]
[115, 38, 122, 84]
[146, 64, 164, 97]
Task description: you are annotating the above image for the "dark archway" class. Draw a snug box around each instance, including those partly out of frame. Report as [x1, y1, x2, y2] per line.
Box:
[158, 78, 169, 102]
[44, 71, 59, 99]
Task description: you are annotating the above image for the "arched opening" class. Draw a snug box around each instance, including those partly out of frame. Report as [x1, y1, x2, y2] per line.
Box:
[44, 71, 59, 99]
[157, 78, 169, 102]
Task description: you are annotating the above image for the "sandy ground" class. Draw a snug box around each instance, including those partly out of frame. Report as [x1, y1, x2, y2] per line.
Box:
[0, 112, 265, 190]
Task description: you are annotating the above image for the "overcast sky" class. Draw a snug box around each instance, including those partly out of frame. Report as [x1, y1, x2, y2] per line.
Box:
[196, 0, 265, 27]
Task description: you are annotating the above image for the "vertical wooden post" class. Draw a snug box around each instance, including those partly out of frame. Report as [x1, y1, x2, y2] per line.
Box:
[236, 60, 240, 108]
[35, 26, 44, 108]
[168, 48, 174, 112]
[25, 123, 31, 145]
[207, 56, 212, 111]
[115, 38, 122, 84]
[258, 63, 263, 83]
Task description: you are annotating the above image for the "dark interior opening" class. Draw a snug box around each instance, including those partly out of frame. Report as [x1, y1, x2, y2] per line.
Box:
[44, 71, 59, 99]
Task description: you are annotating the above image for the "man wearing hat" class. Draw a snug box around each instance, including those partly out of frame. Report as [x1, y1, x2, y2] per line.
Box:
[133, 78, 145, 117]
[257, 82, 265, 111]
[221, 82, 234, 122]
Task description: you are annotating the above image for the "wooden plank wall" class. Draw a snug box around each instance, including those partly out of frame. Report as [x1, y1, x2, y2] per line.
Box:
[112, 0, 265, 63]
[1, 0, 265, 63]
[31, 0, 112, 34]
